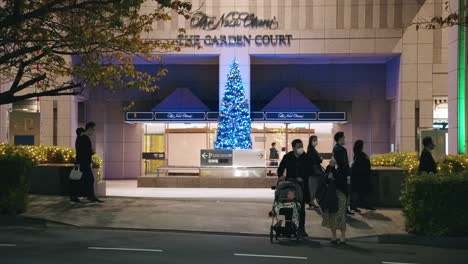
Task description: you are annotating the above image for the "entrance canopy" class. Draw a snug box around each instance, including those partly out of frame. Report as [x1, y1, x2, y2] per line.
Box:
[152, 88, 209, 112]
[126, 87, 345, 122]
[262, 87, 320, 112]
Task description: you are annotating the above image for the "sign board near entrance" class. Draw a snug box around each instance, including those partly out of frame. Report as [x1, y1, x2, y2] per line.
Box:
[200, 149, 233, 167]
[9, 111, 41, 146]
[265, 112, 317, 121]
[154, 112, 206, 121]
[232, 149, 265, 167]
[126, 112, 153, 121]
[142, 152, 165, 160]
[317, 112, 346, 121]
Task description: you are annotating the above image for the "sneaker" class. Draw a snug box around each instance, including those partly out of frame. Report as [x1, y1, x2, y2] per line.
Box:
[299, 229, 309, 237]
[346, 209, 355, 216]
[69, 198, 82, 204]
[88, 198, 104, 204]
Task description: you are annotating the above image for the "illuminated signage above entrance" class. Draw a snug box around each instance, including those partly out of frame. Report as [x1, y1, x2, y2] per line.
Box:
[206, 112, 264, 121]
[125, 112, 347, 122]
[177, 34, 292, 47]
[176, 11, 293, 47]
[265, 112, 317, 121]
[154, 112, 206, 121]
[191, 11, 279, 30]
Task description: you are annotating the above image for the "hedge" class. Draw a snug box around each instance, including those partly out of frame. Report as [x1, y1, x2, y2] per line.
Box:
[400, 170, 468, 236]
[0, 155, 33, 215]
[0, 143, 102, 181]
[371, 151, 468, 236]
[370, 152, 468, 176]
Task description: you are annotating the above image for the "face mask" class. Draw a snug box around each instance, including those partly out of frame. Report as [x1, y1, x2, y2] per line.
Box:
[296, 148, 304, 155]
[312, 141, 318, 147]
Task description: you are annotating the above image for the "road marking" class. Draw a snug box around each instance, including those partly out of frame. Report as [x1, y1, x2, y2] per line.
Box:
[0, 244, 16, 247]
[234, 253, 307, 260]
[88, 247, 163, 252]
[382, 262, 419, 264]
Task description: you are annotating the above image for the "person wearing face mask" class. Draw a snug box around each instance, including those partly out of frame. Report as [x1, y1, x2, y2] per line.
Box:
[306, 135, 323, 209]
[277, 139, 310, 237]
[418, 136, 437, 174]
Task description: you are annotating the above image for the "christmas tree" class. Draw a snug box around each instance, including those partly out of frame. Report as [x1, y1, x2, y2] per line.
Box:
[214, 59, 252, 150]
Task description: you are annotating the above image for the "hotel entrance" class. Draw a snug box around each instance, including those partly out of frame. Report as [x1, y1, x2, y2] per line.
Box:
[140, 120, 338, 177]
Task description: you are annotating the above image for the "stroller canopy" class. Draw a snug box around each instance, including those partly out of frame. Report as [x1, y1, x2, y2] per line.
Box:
[275, 181, 303, 203]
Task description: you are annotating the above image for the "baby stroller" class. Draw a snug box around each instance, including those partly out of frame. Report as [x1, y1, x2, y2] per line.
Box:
[269, 180, 303, 242]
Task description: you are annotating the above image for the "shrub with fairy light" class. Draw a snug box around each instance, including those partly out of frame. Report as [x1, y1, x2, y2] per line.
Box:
[371, 151, 468, 236]
[214, 59, 252, 150]
[370, 151, 468, 176]
[0, 143, 102, 181]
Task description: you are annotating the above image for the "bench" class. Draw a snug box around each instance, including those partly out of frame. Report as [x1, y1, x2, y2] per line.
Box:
[156, 166, 280, 177]
[156, 166, 201, 177]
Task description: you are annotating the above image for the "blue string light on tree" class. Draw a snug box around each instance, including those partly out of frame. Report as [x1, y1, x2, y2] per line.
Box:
[214, 59, 252, 150]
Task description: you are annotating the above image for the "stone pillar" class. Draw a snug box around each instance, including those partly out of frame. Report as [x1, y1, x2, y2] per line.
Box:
[219, 47, 250, 110]
[89, 100, 143, 180]
[0, 81, 12, 143]
[448, 0, 467, 154]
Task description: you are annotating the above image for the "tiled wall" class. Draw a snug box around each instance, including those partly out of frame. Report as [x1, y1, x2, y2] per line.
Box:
[139, 0, 449, 151]
[87, 100, 143, 180]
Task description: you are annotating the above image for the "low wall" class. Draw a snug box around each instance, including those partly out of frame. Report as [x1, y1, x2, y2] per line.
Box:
[138, 176, 278, 188]
[30, 164, 106, 196]
[368, 166, 407, 207]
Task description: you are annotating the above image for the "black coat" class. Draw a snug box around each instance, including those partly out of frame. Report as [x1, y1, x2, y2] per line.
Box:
[269, 147, 279, 159]
[351, 151, 372, 193]
[316, 165, 338, 213]
[332, 144, 350, 195]
[418, 149, 437, 174]
[307, 147, 323, 177]
[277, 151, 310, 203]
[75, 134, 93, 166]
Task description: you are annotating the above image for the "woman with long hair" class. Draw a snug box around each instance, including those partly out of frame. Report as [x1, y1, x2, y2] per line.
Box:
[306, 135, 323, 209]
[351, 140, 374, 211]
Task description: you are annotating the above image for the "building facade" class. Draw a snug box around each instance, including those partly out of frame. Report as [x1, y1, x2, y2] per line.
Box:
[1, 0, 464, 180]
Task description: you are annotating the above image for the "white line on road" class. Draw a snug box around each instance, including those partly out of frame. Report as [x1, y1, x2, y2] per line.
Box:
[382, 262, 419, 264]
[88, 247, 163, 252]
[0, 244, 16, 247]
[234, 253, 307, 260]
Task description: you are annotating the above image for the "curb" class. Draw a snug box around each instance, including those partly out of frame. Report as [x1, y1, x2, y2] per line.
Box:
[377, 234, 468, 250]
[2, 216, 468, 249]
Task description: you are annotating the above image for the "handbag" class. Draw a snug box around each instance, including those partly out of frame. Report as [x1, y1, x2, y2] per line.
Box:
[69, 165, 82, 180]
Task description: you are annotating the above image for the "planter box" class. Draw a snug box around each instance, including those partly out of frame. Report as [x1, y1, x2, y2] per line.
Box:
[369, 166, 407, 207]
[30, 164, 105, 197]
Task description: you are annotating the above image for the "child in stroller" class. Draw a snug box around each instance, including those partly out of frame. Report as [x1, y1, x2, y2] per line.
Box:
[269, 180, 304, 242]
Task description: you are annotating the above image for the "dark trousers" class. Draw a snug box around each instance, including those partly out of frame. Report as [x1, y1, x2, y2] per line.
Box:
[299, 200, 306, 231]
[69, 179, 81, 199]
[81, 164, 96, 200]
[351, 191, 371, 208]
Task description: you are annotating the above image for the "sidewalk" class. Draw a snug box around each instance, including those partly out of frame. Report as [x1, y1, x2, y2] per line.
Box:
[19, 194, 406, 239]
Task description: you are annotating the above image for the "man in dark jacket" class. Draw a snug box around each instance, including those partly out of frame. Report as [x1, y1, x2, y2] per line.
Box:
[419, 136, 437, 174]
[76, 122, 103, 203]
[332, 132, 354, 216]
[277, 139, 310, 237]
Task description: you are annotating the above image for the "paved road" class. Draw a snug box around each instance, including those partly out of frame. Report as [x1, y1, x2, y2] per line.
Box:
[1, 227, 467, 264]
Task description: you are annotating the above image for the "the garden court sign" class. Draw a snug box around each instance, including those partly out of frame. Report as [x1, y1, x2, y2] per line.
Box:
[176, 11, 294, 47]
